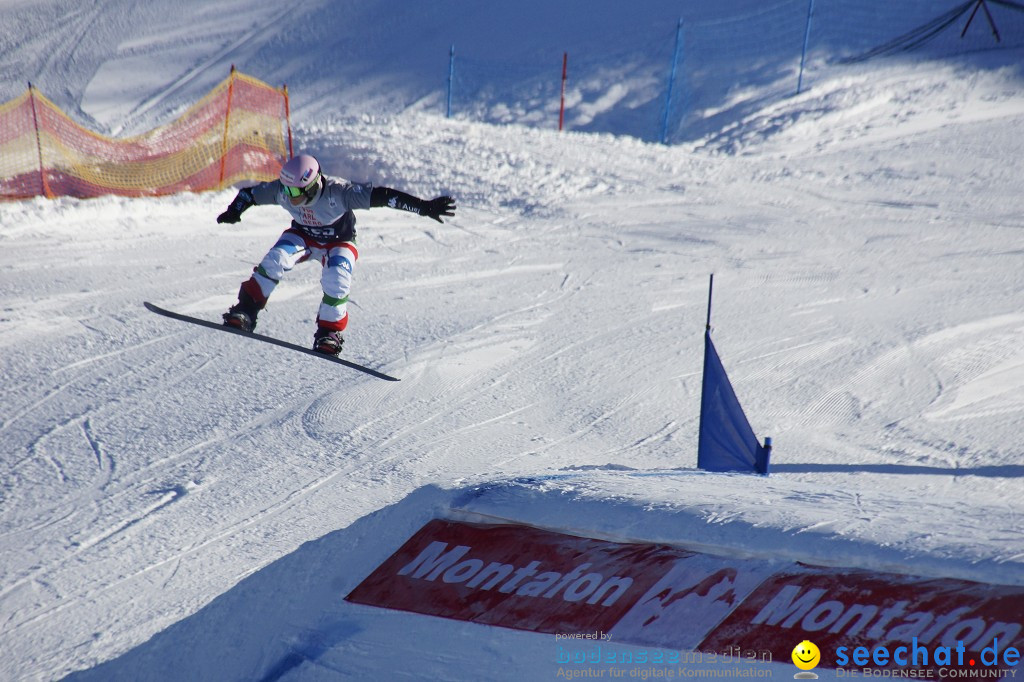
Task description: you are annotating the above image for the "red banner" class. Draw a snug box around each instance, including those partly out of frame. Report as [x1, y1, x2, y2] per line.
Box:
[699, 568, 1024, 675]
[348, 519, 1024, 678]
[346, 519, 690, 635]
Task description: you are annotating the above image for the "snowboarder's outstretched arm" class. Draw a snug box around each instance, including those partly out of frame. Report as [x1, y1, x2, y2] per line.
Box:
[215, 181, 455, 224]
[216, 182, 281, 223]
[370, 187, 456, 223]
[217, 187, 258, 224]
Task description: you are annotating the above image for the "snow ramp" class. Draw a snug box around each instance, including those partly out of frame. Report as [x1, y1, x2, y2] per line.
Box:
[67, 476, 1024, 681]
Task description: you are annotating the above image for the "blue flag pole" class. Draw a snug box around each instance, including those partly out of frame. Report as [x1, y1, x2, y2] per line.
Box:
[697, 274, 713, 469]
[705, 273, 714, 330]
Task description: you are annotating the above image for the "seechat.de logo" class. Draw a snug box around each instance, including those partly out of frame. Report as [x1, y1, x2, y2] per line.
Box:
[834, 636, 1021, 670]
[792, 639, 820, 679]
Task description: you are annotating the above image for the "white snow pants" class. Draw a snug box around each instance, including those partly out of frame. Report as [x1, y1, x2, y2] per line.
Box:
[240, 229, 358, 331]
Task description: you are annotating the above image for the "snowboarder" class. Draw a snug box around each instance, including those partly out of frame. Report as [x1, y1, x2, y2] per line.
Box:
[215, 154, 455, 355]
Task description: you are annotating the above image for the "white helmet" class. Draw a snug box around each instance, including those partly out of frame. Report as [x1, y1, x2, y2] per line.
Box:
[279, 154, 322, 205]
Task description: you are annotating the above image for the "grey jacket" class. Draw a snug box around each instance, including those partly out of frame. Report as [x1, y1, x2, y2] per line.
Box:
[250, 176, 374, 242]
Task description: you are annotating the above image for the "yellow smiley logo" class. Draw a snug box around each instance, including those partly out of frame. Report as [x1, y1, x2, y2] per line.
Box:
[792, 640, 820, 670]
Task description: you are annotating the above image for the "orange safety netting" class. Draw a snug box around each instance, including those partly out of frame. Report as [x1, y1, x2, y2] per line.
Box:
[0, 68, 291, 201]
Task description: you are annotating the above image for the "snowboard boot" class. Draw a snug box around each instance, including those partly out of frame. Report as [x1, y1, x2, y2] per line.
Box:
[222, 291, 261, 332]
[313, 327, 344, 356]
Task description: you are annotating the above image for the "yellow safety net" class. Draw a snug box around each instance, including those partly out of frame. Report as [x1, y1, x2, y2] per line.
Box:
[0, 68, 291, 201]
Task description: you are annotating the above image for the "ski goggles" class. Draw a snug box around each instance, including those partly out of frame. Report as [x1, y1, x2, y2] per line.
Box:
[283, 172, 320, 198]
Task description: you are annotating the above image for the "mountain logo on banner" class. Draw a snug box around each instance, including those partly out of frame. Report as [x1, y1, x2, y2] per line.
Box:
[697, 275, 772, 475]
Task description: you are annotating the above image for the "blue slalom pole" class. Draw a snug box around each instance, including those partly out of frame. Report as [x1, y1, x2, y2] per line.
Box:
[447, 44, 455, 118]
[661, 18, 683, 144]
[796, 0, 815, 95]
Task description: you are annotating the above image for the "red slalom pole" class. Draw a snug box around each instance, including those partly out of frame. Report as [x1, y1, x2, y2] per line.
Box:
[283, 83, 293, 158]
[218, 65, 237, 190]
[559, 52, 568, 131]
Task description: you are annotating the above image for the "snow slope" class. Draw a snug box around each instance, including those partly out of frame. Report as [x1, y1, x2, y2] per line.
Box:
[2, 1, 1024, 680]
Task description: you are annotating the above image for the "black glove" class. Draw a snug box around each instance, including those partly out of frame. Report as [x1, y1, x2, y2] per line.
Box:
[217, 207, 242, 224]
[421, 196, 456, 223]
[217, 188, 254, 224]
[370, 187, 456, 223]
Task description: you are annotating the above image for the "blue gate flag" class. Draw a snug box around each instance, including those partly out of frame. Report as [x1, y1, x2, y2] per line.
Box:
[697, 329, 771, 475]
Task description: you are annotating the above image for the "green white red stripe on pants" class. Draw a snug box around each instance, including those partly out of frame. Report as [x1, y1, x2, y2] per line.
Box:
[240, 228, 358, 332]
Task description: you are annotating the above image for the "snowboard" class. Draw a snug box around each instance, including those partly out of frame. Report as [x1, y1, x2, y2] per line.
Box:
[144, 302, 400, 381]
